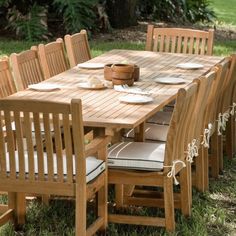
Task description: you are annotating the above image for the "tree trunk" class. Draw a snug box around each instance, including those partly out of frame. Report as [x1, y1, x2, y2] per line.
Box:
[106, 0, 138, 28]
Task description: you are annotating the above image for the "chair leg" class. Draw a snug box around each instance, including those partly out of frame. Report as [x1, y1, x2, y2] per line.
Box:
[203, 147, 209, 191]
[226, 116, 234, 159]
[115, 184, 124, 208]
[97, 176, 108, 233]
[164, 176, 175, 232]
[42, 195, 50, 206]
[218, 135, 224, 172]
[8, 193, 26, 227]
[195, 146, 205, 192]
[75, 184, 86, 236]
[210, 132, 220, 178]
[179, 163, 191, 216]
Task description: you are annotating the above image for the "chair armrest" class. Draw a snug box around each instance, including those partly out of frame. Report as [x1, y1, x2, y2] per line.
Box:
[85, 136, 110, 157]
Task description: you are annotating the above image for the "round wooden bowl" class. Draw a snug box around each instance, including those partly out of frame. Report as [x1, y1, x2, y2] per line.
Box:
[133, 65, 140, 81]
[112, 78, 134, 86]
[104, 64, 113, 81]
[112, 71, 133, 80]
[111, 64, 134, 73]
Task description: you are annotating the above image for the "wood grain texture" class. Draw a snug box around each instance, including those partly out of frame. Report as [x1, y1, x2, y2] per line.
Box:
[7, 50, 223, 131]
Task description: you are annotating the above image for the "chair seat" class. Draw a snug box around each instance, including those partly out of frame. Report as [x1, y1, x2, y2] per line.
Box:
[148, 111, 172, 125]
[6, 152, 105, 183]
[126, 123, 169, 142]
[108, 142, 165, 171]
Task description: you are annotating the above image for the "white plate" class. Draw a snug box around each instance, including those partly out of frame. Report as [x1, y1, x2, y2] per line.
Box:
[28, 83, 61, 92]
[77, 82, 106, 90]
[77, 62, 105, 69]
[176, 63, 204, 69]
[154, 77, 186, 84]
[119, 95, 153, 104]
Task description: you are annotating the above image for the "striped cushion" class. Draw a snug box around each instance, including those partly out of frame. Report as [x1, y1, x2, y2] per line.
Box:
[5, 152, 105, 183]
[108, 142, 165, 171]
[148, 111, 172, 125]
[126, 123, 169, 142]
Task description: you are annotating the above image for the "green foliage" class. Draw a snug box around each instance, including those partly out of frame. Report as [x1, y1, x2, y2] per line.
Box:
[53, 0, 98, 33]
[137, 0, 215, 23]
[6, 3, 49, 41]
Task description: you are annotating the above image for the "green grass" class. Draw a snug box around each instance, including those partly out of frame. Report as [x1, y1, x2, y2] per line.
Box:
[0, 38, 234, 60]
[210, 0, 236, 25]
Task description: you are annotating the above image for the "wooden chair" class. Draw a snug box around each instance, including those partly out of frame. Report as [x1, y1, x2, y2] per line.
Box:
[38, 38, 69, 79]
[108, 81, 199, 231]
[224, 55, 236, 159]
[64, 30, 92, 68]
[213, 54, 236, 175]
[146, 25, 214, 55]
[0, 98, 109, 235]
[0, 57, 17, 97]
[10, 47, 44, 91]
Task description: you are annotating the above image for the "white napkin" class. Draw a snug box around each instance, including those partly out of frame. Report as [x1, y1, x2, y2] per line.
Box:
[114, 85, 151, 95]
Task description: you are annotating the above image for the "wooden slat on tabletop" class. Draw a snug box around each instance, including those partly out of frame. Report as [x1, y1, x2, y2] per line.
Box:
[7, 50, 224, 129]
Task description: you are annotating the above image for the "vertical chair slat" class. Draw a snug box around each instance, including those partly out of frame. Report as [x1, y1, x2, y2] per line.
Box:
[43, 113, 54, 181]
[53, 113, 63, 182]
[195, 38, 200, 55]
[189, 37, 194, 54]
[182, 37, 188, 54]
[62, 114, 73, 182]
[0, 114, 7, 178]
[200, 38, 206, 55]
[23, 112, 35, 181]
[4, 111, 16, 179]
[14, 111, 25, 180]
[171, 36, 176, 53]
[33, 112, 44, 181]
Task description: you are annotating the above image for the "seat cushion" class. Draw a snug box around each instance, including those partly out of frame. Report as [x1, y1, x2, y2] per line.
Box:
[125, 123, 169, 142]
[147, 111, 172, 125]
[108, 142, 165, 171]
[5, 152, 105, 183]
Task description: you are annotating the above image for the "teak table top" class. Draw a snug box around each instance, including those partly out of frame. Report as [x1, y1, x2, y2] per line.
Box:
[8, 49, 223, 130]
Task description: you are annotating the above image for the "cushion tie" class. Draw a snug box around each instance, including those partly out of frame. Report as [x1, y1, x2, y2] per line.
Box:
[185, 139, 199, 163]
[164, 160, 186, 185]
[201, 123, 212, 148]
[230, 102, 236, 116]
[217, 112, 230, 135]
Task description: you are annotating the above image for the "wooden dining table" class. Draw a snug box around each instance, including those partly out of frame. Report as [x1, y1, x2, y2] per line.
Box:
[7, 49, 224, 140]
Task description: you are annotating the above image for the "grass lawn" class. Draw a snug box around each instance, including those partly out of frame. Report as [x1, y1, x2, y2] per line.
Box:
[210, 0, 236, 25]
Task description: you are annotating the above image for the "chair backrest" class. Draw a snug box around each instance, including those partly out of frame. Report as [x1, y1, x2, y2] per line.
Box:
[221, 54, 236, 113]
[191, 70, 217, 142]
[0, 99, 85, 186]
[38, 38, 69, 79]
[64, 30, 92, 68]
[10, 47, 44, 91]
[0, 57, 16, 98]
[208, 57, 232, 122]
[164, 81, 198, 167]
[146, 25, 214, 55]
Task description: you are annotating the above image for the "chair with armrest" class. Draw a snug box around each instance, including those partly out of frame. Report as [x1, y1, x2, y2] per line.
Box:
[0, 98, 109, 235]
[65, 29, 92, 68]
